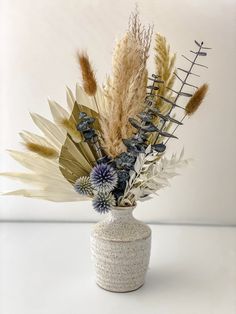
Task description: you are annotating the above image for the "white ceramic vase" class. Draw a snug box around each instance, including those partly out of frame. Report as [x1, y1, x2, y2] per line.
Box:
[90, 206, 151, 292]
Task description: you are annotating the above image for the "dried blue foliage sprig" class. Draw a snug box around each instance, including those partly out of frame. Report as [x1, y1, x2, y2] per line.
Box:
[77, 112, 103, 159]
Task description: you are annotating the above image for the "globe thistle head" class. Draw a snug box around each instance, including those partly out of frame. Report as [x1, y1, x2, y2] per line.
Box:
[74, 176, 94, 196]
[92, 192, 116, 214]
[90, 163, 118, 192]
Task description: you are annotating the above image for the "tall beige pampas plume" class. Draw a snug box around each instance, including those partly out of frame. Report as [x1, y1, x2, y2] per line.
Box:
[77, 52, 97, 96]
[101, 11, 152, 158]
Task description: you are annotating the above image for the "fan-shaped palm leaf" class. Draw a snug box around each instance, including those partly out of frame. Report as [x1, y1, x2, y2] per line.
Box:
[1, 84, 106, 201]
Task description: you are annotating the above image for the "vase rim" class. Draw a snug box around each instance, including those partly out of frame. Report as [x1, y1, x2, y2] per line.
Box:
[111, 205, 136, 211]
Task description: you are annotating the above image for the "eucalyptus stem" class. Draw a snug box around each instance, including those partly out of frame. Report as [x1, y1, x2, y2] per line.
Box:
[93, 141, 103, 158]
[164, 113, 187, 145]
[153, 42, 204, 144]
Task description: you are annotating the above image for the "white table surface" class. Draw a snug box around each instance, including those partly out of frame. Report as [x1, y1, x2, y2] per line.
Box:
[0, 222, 235, 314]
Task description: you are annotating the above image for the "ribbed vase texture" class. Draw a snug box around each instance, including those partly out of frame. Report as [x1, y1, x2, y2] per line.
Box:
[90, 206, 151, 292]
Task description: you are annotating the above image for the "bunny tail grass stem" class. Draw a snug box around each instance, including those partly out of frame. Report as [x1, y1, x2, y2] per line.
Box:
[185, 83, 208, 115]
[164, 83, 208, 145]
[77, 52, 97, 96]
[24, 142, 58, 158]
[93, 95, 99, 113]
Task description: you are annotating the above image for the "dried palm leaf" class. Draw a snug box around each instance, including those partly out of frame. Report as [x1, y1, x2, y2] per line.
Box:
[60, 118, 82, 143]
[1, 84, 107, 201]
[1, 188, 89, 202]
[30, 113, 66, 149]
[58, 99, 99, 185]
[20, 130, 58, 151]
[66, 86, 76, 111]
[76, 83, 107, 116]
[7, 150, 60, 174]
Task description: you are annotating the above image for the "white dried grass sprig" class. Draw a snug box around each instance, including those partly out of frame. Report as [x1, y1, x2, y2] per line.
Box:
[119, 147, 189, 206]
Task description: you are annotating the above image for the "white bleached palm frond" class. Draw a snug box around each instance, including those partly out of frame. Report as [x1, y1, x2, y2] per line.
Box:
[1, 84, 107, 202]
[76, 84, 108, 115]
[119, 148, 189, 206]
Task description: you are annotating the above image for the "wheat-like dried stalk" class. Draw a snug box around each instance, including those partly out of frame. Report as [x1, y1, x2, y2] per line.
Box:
[77, 52, 97, 96]
[154, 33, 176, 113]
[24, 142, 58, 158]
[101, 13, 152, 158]
[147, 34, 176, 144]
[185, 83, 208, 115]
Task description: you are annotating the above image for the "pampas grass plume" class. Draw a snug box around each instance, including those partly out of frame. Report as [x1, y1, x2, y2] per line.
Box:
[185, 84, 209, 116]
[77, 52, 97, 96]
[101, 11, 152, 158]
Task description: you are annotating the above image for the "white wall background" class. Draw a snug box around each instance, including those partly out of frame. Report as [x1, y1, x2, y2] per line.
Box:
[0, 0, 236, 224]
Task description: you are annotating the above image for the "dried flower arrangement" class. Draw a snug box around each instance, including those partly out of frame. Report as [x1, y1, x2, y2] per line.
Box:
[1, 11, 210, 213]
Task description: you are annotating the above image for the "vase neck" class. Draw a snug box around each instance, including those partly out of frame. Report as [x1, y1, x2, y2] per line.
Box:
[109, 206, 135, 222]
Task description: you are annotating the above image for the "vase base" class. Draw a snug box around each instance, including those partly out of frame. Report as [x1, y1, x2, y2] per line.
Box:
[96, 281, 144, 293]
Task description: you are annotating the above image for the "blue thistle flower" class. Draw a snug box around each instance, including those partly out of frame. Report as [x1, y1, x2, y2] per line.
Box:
[74, 176, 94, 196]
[90, 163, 118, 192]
[92, 192, 115, 214]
